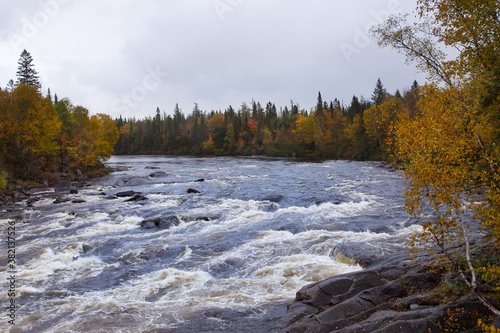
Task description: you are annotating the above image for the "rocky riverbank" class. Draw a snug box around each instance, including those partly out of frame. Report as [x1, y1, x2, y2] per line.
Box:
[279, 255, 500, 332]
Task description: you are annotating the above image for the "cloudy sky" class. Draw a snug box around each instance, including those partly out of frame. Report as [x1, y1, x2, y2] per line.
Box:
[0, 0, 425, 119]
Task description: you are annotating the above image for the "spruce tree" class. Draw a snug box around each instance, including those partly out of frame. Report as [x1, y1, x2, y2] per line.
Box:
[371, 78, 388, 106]
[316, 92, 323, 113]
[16, 49, 41, 90]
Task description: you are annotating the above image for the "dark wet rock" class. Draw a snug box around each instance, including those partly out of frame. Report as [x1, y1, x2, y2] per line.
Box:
[53, 197, 70, 204]
[181, 215, 221, 223]
[149, 171, 167, 178]
[116, 190, 137, 197]
[140, 216, 181, 229]
[331, 243, 378, 268]
[71, 199, 86, 204]
[187, 188, 200, 194]
[194, 178, 205, 182]
[106, 195, 118, 200]
[125, 194, 148, 202]
[82, 244, 93, 253]
[193, 216, 211, 221]
[330, 242, 411, 269]
[70, 189, 78, 194]
[85, 191, 107, 196]
[261, 194, 284, 203]
[145, 166, 160, 170]
[185, 215, 220, 222]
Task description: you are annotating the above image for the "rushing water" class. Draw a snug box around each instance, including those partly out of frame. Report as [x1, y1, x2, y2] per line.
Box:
[1, 156, 420, 332]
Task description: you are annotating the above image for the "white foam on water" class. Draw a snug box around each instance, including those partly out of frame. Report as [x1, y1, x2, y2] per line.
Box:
[4, 158, 416, 332]
[75, 214, 142, 238]
[9, 243, 118, 292]
[30, 197, 56, 207]
[276, 200, 376, 221]
[173, 245, 193, 264]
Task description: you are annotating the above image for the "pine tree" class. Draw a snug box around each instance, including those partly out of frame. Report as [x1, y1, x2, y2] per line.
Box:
[16, 49, 41, 90]
[371, 78, 388, 106]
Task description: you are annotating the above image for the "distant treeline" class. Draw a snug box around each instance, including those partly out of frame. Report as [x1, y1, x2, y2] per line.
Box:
[114, 79, 419, 160]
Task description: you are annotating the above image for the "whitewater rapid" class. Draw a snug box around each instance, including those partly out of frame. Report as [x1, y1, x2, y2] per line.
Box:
[0, 156, 418, 332]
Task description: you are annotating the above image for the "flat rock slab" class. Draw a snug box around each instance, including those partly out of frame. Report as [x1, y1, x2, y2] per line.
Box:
[281, 262, 495, 333]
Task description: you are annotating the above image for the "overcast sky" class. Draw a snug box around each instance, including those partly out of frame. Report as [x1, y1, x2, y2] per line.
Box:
[0, 0, 425, 119]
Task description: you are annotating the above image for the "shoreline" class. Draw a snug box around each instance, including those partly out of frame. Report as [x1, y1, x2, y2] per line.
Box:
[279, 247, 500, 332]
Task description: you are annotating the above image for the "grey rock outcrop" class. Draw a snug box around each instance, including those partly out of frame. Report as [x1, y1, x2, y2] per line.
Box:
[281, 263, 494, 332]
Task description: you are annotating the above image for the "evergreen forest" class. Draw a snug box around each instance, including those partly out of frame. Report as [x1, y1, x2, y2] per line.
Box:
[113, 78, 419, 161]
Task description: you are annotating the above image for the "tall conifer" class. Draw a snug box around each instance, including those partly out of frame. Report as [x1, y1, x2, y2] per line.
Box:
[16, 49, 41, 90]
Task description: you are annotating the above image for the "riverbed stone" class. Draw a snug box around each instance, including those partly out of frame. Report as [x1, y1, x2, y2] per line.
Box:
[187, 188, 200, 194]
[261, 194, 284, 203]
[140, 216, 181, 230]
[125, 194, 148, 202]
[149, 171, 167, 178]
[53, 197, 70, 204]
[71, 199, 86, 204]
[116, 190, 137, 197]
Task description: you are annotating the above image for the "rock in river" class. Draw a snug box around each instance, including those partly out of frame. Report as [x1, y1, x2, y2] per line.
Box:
[140, 216, 181, 229]
[116, 190, 137, 197]
[149, 171, 168, 178]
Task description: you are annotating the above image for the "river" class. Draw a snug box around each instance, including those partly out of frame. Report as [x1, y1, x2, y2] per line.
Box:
[1, 156, 420, 332]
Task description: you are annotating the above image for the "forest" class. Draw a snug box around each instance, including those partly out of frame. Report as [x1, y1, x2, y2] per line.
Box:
[113, 79, 419, 161]
[0, 50, 119, 186]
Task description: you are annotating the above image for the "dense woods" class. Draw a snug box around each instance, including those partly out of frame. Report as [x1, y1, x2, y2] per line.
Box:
[0, 50, 119, 187]
[113, 79, 419, 161]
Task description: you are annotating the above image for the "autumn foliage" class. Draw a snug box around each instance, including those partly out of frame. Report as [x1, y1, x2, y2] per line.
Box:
[372, 0, 500, 320]
[0, 84, 118, 183]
